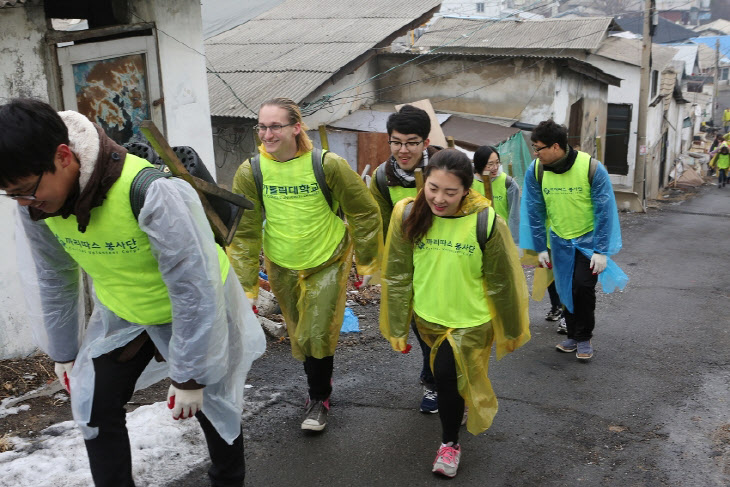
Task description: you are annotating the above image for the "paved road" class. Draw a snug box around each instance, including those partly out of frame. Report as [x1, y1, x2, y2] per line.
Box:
[179, 184, 729, 486]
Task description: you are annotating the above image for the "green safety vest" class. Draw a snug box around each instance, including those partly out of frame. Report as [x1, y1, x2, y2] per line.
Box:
[45, 154, 230, 325]
[471, 178, 485, 197]
[715, 153, 730, 170]
[412, 208, 495, 327]
[259, 151, 345, 269]
[538, 151, 594, 240]
[375, 165, 418, 206]
[490, 172, 509, 221]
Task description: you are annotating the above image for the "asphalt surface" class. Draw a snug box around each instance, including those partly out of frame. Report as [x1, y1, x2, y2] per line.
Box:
[177, 184, 730, 487]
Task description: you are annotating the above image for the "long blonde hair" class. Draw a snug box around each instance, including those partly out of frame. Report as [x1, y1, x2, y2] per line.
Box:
[259, 98, 313, 153]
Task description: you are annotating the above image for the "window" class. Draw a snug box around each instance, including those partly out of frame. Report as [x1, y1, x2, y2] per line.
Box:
[722, 68, 729, 81]
[650, 70, 659, 99]
[476, 2, 485, 13]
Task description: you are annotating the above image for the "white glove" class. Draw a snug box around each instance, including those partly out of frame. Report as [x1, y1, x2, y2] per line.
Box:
[590, 253, 607, 274]
[54, 361, 73, 393]
[538, 251, 552, 269]
[167, 385, 203, 420]
[358, 275, 372, 288]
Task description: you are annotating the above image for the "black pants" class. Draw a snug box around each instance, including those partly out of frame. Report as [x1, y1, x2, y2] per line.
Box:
[303, 355, 334, 401]
[433, 340, 463, 445]
[547, 281, 561, 308]
[719, 169, 727, 187]
[563, 250, 598, 342]
[411, 320, 436, 388]
[84, 337, 245, 487]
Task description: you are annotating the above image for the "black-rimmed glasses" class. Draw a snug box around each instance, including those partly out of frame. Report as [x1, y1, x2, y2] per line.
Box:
[1, 173, 43, 200]
[532, 144, 550, 153]
[254, 123, 295, 134]
[389, 140, 424, 150]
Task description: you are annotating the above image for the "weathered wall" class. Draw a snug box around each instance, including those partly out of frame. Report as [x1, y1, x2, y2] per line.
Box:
[211, 118, 257, 188]
[131, 0, 216, 175]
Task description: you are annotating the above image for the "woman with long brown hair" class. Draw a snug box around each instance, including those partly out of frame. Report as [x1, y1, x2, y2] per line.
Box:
[380, 149, 530, 478]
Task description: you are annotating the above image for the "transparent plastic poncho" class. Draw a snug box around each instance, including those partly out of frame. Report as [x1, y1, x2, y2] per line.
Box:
[380, 193, 530, 435]
[16, 178, 266, 444]
[519, 160, 629, 312]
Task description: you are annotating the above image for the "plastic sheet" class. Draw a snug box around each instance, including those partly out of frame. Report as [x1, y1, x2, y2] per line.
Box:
[228, 150, 382, 300]
[17, 178, 266, 444]
[266, 233, 353, 361]
[380, 191, 530, 435]
[340, 307, 360, 333]
[519, 159, 627, 312]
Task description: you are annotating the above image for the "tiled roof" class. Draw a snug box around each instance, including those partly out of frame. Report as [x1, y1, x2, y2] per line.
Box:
[205, 0, 442, 118]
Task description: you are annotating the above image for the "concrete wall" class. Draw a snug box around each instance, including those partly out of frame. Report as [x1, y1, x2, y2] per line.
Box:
[211, 119, 257, 188]
[131, 0, 216, 174]
[588, 56, 641, 188]
[301, 58, 379, 127]
[0, 3, 49, 102]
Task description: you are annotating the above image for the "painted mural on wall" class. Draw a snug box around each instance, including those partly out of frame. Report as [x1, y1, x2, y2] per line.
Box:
[73, 54, 150, 144]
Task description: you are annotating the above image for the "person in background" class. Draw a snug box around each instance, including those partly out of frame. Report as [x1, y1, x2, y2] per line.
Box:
[472, 145, 520, 245]
[0, 98, 265, 487]
[710, 145, 730, 188]
[369, 105, 442, 414]
[228, 98, 382, 432]
[380, 149, 529, 478]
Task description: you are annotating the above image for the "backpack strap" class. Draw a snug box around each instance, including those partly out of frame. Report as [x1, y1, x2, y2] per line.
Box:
[402, 201, 414, 224]
[476, 206, 496, 249]
[311, 147, 334, 210]
[375, 164, 393, 207]
[505, 174, 514, 189]
[250, 154, 264, 207]
[130, 167, 173, 220]
[536, 162, 544, 185]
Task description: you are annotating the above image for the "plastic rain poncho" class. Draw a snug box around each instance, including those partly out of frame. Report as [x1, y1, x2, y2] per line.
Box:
[16, 178, 266, 444]
[380, 192, 530, 435]
[228, 151, 382, 360]
[519, 159, 628, 313]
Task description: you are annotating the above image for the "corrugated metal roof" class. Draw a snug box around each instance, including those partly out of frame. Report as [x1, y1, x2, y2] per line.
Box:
[414, 16, 616, 52]
[329, 109, 450, 132]
[208, 71, 333, 118]
[695, 43, 715, 71]
[694, 19, 730, 35]
[592, 37, 679, 72]
[205, 0, 442, 118]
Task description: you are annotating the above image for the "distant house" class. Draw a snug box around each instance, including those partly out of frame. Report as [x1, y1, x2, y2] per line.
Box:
[615, 13, 698, 44]
[0, 0, 215, 359]
[382, 16, 621, 165]
[204, 0, 442, 186]
[693, 18, 730, 37]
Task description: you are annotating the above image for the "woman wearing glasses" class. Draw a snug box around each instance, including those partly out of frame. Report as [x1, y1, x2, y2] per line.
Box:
[472, 145, 520, 245]
[228, 98, 382, 432]
[380, 149, 529, 478]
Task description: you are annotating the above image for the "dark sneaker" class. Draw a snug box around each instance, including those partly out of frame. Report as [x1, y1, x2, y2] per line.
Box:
[556, 317, 567, 334]
[420, 386, 438, 414]
[556, 339, 577, 353]
[432, 443, 461, 478]
[301, 398, 329, 431]
[576, 340, 594, 360]
[545, 306, 562, 321]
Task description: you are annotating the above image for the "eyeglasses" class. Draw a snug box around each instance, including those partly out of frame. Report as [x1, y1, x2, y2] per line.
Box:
[532, 144, 550, 153]
[389, 140, 424, 150]
[254, 123, 295, 134]
[484, 161, 500, 168]
[1, 172, 43, 200]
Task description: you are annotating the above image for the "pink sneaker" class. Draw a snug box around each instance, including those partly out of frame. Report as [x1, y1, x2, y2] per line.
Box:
[432, 443, 461, 478]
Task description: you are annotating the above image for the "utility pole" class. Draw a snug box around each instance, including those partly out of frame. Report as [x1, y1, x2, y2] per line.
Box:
[632, 0, 653, 212]
[712, 38, 720, 126]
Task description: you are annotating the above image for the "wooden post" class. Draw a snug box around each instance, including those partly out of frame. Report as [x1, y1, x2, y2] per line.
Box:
[414, 167, 424, 191]
[446, 136, 455, 148]
[319, 124, 330, 151]
[482, 171, 494, 203]
[140, 120, 253, 246]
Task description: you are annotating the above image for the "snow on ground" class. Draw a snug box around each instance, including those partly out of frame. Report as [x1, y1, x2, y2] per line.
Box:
[0, 401, 208, 487]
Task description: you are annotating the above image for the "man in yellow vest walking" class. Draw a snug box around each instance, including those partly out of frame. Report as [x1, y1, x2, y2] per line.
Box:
[519, 120, 626, 361]
[0, 98, 266, 486]
[723, 107, 730, 132]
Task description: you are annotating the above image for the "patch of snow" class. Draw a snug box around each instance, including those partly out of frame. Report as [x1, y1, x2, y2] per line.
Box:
[0, 403, 30, 419]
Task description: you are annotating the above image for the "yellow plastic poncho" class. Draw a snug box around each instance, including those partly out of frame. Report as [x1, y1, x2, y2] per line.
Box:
[380, 192, 530, 435]
[228, 148, 383, 360]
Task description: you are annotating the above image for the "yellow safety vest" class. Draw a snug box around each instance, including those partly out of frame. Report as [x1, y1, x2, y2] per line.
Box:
[412, 209, 494, 327]
[259, 151, 346, 269]
[538, 151, 594, 240]
[490, 172, 509, 221]
[471, 178, 485, 197]
[45, 154, 230, 325]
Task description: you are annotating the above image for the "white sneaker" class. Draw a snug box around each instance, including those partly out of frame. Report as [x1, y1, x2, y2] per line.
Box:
[556, 317, 567, 334]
